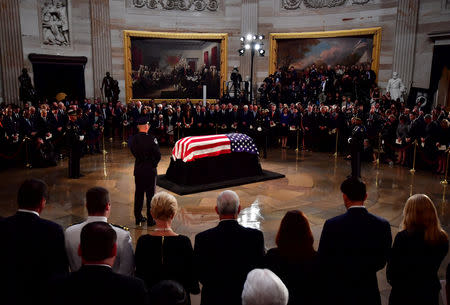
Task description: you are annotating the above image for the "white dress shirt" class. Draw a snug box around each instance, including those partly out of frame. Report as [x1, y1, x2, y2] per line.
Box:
[65, 216, 134, 276]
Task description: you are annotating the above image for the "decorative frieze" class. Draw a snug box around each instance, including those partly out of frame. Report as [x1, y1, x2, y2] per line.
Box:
[131, 0, 219, 11]
[281, 0, 369, 10]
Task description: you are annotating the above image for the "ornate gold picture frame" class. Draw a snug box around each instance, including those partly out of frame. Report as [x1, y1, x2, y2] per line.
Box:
[123, 31, 228, 103]
[269, 27, 382, 81]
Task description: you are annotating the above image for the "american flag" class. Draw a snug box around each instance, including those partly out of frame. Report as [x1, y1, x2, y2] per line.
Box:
[172, 133, 258, 162]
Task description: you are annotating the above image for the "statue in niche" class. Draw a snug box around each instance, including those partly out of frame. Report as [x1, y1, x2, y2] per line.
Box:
[386, 72, 406, 101]
[41, 0, 70, 46]
[101, 72, 114, 102]
[18, 68, 37, 104]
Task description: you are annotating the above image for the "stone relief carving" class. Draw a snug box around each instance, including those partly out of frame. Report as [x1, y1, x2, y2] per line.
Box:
[281, 0, 369, 9]
[132, 0, 219, 11]
[40, 0, 70, 46]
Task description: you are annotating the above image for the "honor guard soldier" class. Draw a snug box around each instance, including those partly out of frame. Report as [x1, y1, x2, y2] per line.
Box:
[348, 117, 366, 178]
[129, 117, 161, 226]
[67, 109, 84, 178]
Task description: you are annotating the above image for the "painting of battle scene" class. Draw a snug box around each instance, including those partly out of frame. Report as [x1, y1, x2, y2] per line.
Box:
[130, 38, 221, 99]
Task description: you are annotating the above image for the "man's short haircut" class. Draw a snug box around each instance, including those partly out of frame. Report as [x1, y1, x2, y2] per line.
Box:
[86, 187, 110, 214]
[17, 178, 48, 209]
[340, 177, 366, 202]
[242, 269, 289, 305]
[216, 190, 240, 215]
[80, 222, 117, 262]
[150, 280, 188, 305]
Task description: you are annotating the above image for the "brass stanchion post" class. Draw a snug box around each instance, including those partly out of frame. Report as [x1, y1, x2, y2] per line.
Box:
[25, 137, 31, 168]
[102, 128, 107, 155]
[377, 133, 382, 168]
[295, 128, 299, 152]
[121, 125, 127, 147]
[441, 149, 450, 185]
[333, 129, 338, 158]
[410, 140, 417, 174]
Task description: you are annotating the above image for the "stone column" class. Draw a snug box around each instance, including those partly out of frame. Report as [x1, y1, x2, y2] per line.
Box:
[0, 0, 24, 105]
[392, 0, 419, 92]
[90, 0, 112, 99]
[240, 0, 258, 83]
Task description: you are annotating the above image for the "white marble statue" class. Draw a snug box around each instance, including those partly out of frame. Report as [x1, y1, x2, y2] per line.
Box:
[386, 72, 406, 101]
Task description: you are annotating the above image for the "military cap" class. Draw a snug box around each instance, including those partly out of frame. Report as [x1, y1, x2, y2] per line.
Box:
[136, 117, 149, 125]
[68, 109, 77, 116]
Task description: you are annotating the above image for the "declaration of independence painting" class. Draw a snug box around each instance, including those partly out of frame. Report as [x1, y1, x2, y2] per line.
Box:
[129, 37, 222, 100]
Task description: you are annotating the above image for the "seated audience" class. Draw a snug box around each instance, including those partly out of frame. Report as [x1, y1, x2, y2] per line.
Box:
[264, 210, 320, 305]
[241, 268, 289, 305]
[52, 222, 149, 305]
[0, 178, 68, 305]
[135, 192, 199, 303]
[387, 194, 449, 305]
[65, 187, 134, 275]
[150, 280, 189, 305]
[194, 190, 265, 305]
[318, 177, 392, 305]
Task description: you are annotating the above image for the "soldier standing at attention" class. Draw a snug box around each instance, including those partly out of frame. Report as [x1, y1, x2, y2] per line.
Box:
[67, 109, 84, 179]
[128, 117, 161, 226]
[348, 117, 366, 178]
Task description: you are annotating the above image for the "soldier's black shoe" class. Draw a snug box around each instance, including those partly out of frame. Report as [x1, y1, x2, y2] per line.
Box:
[135, 216, 147, 226]
[147, 218, 156, 227]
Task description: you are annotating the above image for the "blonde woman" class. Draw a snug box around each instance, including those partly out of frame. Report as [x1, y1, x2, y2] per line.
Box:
[135, 192, 199, 304]
[387, 194, 448, 305]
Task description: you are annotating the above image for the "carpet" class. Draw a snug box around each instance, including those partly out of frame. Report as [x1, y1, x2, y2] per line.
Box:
[157, 170, 285, 195]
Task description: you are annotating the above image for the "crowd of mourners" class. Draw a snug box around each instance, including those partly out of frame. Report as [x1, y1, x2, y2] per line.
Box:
[1, 62, 449, 173]
[1, 177, 449, 305]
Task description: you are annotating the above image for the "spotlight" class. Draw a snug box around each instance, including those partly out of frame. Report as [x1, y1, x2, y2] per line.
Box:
[259, 49, 265, 56]
[252, 35, 257, 40]
[258, 35, 264, 40]
[238, 48, 245, 56]
[254, 43, 261, 50]
[240, 36, 245, 42]
[246, 34, 253, 41]
[245, 44, 250, 50]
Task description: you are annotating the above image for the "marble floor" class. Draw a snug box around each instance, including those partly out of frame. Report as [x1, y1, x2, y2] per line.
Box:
[1, 141, 449, 305]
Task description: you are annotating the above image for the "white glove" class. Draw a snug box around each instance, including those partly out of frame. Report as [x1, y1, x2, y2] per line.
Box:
[79, 135, 84, 141]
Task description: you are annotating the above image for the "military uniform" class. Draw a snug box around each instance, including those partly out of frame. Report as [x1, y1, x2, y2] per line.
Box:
[64, 216, 134, 275]
[128, 118, 161, 225]
[349, 122, 366, 178]
[66, 111, 83, 178]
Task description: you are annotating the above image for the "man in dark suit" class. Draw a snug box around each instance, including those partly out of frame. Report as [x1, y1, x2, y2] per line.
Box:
[0, 179, 68, 305]
[52, 222, 148, 305]
[194, 190, 265, 305]
[318, 177, 392, 305]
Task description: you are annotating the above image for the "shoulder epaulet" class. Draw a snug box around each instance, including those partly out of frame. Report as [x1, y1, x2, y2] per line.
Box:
[67, 220, 85, 228]
[110, 223, 129, 231]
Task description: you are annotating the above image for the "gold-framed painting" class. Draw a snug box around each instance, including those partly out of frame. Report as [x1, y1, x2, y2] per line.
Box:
[123, 31, 228, 103]
[269, 27, 382, 81]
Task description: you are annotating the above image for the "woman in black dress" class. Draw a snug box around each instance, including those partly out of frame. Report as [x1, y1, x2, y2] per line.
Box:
[135, 192, 199, 303]
[263, 210, 320, 305]
[387, 194, 449, 305]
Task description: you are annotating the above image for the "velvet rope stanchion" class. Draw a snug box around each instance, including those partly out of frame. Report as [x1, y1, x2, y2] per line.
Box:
[102, 128, 107, 155]
[377, 133, 382, 168]
[295, 128, 299, 152]
[441, 149, 450, 185]
[24, 137, 31, 168]
[333, 129, 339, 158]
[121, 124, 127, 147]
[410, 140, 417, 174]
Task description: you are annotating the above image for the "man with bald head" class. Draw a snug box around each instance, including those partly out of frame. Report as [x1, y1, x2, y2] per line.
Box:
[194, 190, 265, 305]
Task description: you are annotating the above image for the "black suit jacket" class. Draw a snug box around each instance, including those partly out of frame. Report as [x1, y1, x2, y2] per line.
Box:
[0, 211, 68, 305]
[318, 207, 392, 305]
[51, 265, 149, 305]
[194, 220, 265, 305]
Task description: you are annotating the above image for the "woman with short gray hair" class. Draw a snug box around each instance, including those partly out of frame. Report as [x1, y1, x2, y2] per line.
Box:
[242, 269, 288, 305]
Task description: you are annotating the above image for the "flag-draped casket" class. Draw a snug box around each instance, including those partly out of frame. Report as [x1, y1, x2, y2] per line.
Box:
[166, 134, 262, 185]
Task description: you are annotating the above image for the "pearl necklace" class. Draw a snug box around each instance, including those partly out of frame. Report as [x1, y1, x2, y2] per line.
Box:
[151, 227, 173, 232]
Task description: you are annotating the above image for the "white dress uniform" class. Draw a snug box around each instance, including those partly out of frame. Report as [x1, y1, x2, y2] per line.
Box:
[65, 216, 134, 276]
